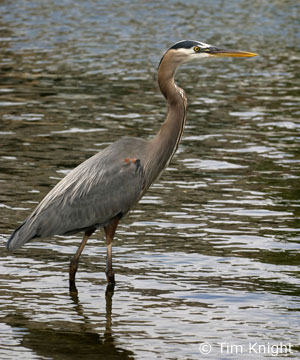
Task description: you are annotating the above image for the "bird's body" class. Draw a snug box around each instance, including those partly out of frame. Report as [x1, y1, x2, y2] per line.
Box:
[9, 137, 148, 246]
[7, 40, 257, 292]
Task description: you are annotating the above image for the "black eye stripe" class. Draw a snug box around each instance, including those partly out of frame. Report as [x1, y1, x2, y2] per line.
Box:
[169, 40, 211, 52]
[171, 40, 199, 50]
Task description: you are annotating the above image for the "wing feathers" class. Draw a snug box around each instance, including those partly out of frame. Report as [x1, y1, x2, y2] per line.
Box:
[7, 137, 147, 250]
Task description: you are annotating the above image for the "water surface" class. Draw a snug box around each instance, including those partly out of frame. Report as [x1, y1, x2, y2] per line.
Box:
[1, 1, 300, 359]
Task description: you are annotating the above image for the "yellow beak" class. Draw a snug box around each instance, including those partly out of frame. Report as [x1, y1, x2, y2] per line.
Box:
[208, 48, 258, 58]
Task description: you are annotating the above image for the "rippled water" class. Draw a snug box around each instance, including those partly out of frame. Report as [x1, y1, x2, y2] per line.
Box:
[1, 1, 300, 359]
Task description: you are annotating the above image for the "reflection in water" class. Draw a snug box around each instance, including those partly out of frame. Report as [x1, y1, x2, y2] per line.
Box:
[2, 285, 134, 360]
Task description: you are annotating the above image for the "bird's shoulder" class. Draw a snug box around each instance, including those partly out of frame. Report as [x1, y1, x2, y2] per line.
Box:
[77, 136, 148, 178]
[91, 136, 148, 162]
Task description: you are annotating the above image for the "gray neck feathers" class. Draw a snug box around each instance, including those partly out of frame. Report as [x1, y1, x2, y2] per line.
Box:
[145, 52, 187, 187]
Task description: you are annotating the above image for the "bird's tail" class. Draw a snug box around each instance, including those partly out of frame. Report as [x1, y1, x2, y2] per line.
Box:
[6, 218, 38, 252]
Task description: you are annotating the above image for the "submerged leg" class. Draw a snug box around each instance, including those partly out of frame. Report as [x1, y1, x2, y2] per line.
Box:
[104, 217, 119, 286]
[69, 229, 94, 293]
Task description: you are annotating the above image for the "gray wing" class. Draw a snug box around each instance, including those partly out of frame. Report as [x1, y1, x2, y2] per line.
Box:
[7, 137, 146, 251]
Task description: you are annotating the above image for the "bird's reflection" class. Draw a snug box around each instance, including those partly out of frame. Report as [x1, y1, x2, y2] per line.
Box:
[69, 283, 115, 343]
[3, 285, 134, 359]
[104, 284, 115, 342]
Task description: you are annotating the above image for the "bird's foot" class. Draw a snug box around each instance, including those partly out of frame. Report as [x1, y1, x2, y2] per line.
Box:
[106, 272, 115, 286]
[69, 279, 78, 294]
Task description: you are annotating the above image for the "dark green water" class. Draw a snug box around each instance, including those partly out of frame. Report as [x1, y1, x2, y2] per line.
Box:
[0, 1, 299, 359]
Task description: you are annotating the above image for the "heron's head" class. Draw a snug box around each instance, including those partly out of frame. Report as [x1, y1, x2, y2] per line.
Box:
[164, 39, 257, 65]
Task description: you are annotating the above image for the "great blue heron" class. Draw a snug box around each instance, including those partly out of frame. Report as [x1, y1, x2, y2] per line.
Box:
[7, 40, 257, 292]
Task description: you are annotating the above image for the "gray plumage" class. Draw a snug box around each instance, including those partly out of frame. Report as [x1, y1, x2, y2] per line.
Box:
[6, 40, 257, 290]
[7, 137, 147, 250]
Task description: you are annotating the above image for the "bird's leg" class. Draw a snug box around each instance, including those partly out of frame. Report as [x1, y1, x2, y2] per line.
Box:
[69, 229, 94, 293]
[104, 217, 119, 286]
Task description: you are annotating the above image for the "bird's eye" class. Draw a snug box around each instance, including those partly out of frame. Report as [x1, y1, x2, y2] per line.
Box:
[193, 46, 200, 52]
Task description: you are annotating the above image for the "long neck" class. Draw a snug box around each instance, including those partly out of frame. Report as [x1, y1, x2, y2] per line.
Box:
[145, 52, 187, 186]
